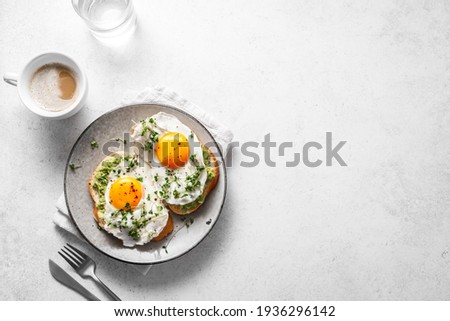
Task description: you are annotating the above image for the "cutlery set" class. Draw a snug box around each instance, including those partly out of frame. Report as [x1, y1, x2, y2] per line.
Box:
[49, 243, 121, 301]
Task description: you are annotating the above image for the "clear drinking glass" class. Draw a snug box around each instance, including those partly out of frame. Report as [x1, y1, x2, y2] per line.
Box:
[71, 0, 137, 43]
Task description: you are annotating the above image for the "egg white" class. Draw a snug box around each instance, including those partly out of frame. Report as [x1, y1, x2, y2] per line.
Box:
[131, 112, 207, 206]
[101, 154, 169, 247]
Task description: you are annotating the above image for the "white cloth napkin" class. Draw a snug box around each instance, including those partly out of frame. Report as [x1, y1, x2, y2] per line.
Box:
[53, 86, 233, 275]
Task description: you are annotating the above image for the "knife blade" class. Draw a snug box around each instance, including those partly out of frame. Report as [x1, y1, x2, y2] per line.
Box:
[49, 259, 100, 301]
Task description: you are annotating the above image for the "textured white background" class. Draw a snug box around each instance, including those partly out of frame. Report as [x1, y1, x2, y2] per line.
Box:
[1, 0, 450, 300]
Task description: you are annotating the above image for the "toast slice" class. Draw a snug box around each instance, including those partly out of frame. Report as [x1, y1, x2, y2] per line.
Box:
[167, 145, 220, 215]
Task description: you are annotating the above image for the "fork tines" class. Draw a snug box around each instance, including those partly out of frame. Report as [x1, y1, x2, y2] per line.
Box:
[58, 243, 88, 270]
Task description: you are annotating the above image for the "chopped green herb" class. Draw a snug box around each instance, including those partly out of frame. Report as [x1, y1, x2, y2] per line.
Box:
[185, 218, 194, 228]
[69, 163, 82, 171]
[90, 140, 99, 149]
[129, 229, 140, 240]
[124, 154, 138, 172]
[137, 177, 143, 182]
[149, 130, 159, 143]
[144, 141, 153, 151]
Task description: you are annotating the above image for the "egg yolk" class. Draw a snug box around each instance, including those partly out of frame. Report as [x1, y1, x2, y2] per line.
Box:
[109, 177, 143, 210]
[156, 132, 190, 169]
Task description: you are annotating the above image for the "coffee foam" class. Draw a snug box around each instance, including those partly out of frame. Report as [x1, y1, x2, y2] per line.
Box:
[30, 64, 77, 112]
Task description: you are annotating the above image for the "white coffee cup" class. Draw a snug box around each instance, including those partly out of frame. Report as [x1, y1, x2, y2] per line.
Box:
[3, 52, 88, 120]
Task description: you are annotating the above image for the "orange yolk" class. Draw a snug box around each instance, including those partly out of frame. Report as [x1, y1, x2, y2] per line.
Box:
[109, 177, 143, 210]
[156, 132, 190, 169]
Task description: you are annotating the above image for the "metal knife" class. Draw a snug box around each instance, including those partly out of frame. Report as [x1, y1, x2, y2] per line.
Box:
[49, 259, 100, 301]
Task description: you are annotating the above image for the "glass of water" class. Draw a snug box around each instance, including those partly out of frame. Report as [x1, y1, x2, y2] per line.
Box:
[72, 0, 137, 43]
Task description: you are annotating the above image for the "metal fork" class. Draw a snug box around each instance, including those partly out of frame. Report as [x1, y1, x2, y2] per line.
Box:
[58, 243, 121, 301]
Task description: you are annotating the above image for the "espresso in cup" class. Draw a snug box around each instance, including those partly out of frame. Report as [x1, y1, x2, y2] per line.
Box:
[30, 63, 78, 112]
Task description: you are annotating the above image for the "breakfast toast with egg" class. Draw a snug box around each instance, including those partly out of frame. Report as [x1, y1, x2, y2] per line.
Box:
[130, 113, 220, 216]
[88, 151, 174, 241]
[167, 144, 219, 215]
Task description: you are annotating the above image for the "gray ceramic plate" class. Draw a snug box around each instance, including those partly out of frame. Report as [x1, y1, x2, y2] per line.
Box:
[64, 104, 226, 264]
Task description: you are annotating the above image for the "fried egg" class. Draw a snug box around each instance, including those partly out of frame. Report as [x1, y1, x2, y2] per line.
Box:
[100, 153, 169, 247]
[131, 112, 207, 206]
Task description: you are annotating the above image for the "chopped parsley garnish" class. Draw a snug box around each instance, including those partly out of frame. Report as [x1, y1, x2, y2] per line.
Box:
[149, 130, 159, 143]
[137, 177, 143, 182]
[144, 141, 153, 151]
[69, 163, 82, 171]
[139, 118, 159, 151]
[129, 229, 140, 240]
[185, 170, 202, 191]
[185, 218, 194, 228]
[90, 140, 99, 149]
[124, 154, 139, 172]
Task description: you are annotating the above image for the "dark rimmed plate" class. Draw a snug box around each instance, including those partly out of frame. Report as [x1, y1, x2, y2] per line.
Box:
[64, 104, 227, 265]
